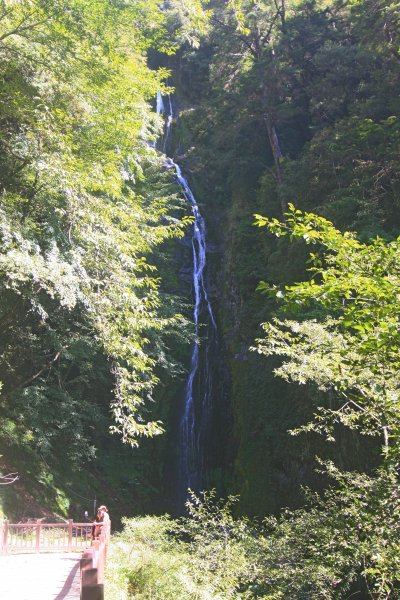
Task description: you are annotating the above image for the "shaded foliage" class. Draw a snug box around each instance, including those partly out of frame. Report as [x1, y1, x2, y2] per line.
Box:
[170, 0, 400, 518]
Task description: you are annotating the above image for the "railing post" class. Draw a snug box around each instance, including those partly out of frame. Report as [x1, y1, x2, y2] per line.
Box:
[1, 519, 9, 554]
[68, 519, 73, 552]
[35, 519, 41, 553]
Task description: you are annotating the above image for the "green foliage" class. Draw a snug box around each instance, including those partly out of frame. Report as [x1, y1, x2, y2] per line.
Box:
[180, 491, 258, 596]
[258, 466, 400, 599]
[106, 493, 261, 599]
[248, 207, 400, 595]
[254, 206, 400, 458]
[107, 479, 400, 598]
[0, 0, 211, 517]
[106, 514, 199, 599]
[279, 116, 400, 232]
[164, 0, 212, 48]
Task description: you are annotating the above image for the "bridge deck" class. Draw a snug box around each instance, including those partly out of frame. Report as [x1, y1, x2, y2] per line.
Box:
[0, 552, 81, 599]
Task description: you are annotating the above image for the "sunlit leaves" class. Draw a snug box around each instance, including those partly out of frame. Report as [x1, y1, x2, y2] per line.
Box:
[0, 0, 196, 451]
[255, 206, 400, 457]
[164, 0, 211, 48]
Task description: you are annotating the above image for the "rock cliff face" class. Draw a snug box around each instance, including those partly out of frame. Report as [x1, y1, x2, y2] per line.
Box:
[153, 33, 384, 515]
[152, 72, 299, 515]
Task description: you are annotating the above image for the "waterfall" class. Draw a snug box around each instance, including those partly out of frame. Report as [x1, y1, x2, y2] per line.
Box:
[156, 92, 219, 506]
[173, 160, 217, 502]
[156, 91, 173, 153]
[156, 91, 165, 115]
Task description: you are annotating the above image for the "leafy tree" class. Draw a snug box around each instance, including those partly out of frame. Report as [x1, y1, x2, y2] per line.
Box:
[254, 206, 400, 458]
[0, 0, 209, 476]
[203, 0, 295, 209]
[250, 205, 400, 594]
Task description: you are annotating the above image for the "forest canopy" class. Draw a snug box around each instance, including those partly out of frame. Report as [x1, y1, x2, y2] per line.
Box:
[0, 0, 210, 471]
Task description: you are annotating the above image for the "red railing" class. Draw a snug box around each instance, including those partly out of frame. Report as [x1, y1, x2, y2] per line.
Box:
[0, 519, 111, 600]
[0, 519, 92, 554]
[80, 521, 111, 600]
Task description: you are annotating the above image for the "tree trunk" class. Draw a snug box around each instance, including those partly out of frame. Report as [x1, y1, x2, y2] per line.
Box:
[263, 111, 287, 212]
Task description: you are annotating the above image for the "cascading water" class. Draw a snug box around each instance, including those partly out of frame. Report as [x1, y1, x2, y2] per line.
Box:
[156, 91, 165, 115]
[156, 92, 219, 506]
[156, 91, 173, 153]
[173, 160, 218, 502]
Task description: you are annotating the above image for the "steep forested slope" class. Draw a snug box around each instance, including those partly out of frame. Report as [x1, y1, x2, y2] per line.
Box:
[169, 0, 400, 516]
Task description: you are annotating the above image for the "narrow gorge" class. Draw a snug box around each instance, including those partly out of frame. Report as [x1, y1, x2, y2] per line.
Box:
[156, 91, 228, 510]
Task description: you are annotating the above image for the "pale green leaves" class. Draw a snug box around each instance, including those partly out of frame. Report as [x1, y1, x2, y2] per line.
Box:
[0, 0, 192, 447]
[255, 206, 400, 454]
[0, 208, 83, 311]
[165, 0, 211, 48]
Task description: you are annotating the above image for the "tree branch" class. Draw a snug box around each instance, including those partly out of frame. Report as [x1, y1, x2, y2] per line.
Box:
[3, 350, 63, 399]
[0, 15, 51, 43]
[0, 472, 19, 485]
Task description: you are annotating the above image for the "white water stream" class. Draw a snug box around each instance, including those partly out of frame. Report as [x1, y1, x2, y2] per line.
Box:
[156, 92, 217, 503]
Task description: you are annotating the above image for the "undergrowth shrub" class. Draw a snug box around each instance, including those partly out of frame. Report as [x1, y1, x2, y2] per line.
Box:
[105, 493, 259, 599]
[106, 478, 400, 599]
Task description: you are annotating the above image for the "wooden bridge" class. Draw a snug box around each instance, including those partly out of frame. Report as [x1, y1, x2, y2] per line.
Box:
[0, 519, 110, 600]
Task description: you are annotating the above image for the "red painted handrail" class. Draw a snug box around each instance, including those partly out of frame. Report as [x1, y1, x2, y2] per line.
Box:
[0, 520, 93, 554]
[0, 519, 111, 600]
[80, 521, 111, 600]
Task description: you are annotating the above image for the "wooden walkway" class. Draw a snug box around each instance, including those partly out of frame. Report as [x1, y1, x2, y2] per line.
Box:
[0, 552, 81, 599]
